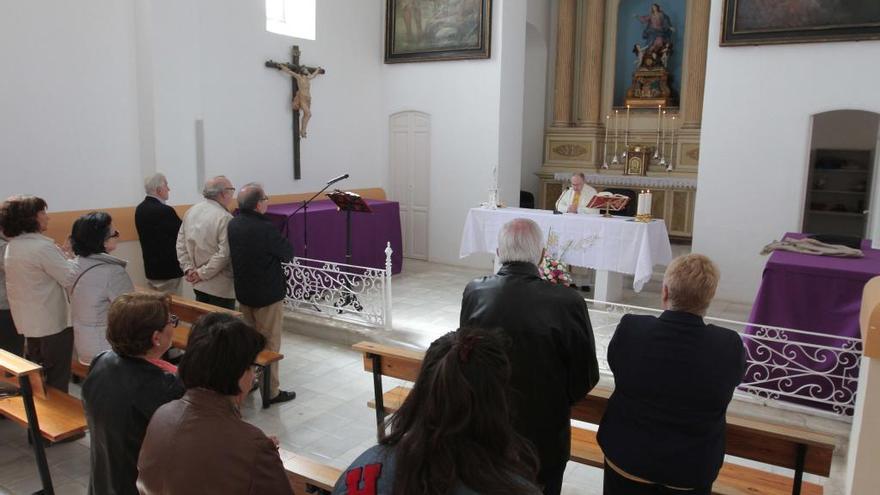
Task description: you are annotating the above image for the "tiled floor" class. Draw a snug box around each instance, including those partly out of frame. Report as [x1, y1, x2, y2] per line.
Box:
[0, 254, 852, 494]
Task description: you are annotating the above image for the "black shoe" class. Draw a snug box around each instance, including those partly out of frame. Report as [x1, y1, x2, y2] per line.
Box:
[268, 390, 296, 405]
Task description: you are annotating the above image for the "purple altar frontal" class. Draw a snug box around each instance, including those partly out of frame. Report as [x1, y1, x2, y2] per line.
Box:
[745, 233, 876, 413]
[265, 199, 403, 274]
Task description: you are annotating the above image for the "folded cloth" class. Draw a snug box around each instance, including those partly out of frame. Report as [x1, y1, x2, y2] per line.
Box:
[761, 237, 864, 258]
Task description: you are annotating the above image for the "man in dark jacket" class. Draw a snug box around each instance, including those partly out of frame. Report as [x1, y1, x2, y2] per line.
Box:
[460, 218, 599, 495]
[227, 182, 296, 405]
[597, 254, 746, 494]
[135, 173, 184, 294]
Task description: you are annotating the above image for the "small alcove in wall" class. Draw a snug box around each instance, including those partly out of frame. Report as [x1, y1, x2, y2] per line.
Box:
[803, 110, 880, 239]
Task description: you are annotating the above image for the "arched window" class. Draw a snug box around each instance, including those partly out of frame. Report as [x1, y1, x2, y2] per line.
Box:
[265, 0, 316, 40]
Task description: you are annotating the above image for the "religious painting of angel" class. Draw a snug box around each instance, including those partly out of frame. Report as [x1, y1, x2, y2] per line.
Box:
[385, 0, 492, 63]
[613, 0, 686, 107]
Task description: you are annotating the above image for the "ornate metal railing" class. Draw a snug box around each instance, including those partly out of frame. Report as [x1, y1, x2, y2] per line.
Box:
[283, 243, 393, 330]
[585, 299, 863, 416]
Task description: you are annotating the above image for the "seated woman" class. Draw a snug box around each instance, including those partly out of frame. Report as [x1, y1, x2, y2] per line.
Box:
[332, 327, 541, 495]
[82, 292, 184, 495]
[597, 254, 746, 495]
[137, 313, 293, 495]
[69, 211, 134, 365]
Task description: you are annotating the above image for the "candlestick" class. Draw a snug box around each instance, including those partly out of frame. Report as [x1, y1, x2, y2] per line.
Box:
[654, 105, 662, 159]
[667, 116, 676, 172]
[612, 109, 620, 165]
[602, 115, 610, 169]
[623, 105, 631, 159]
[659, 110, 667, 167]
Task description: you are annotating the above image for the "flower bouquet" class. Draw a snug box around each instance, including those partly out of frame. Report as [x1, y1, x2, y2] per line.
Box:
[540, 228, 574, 286]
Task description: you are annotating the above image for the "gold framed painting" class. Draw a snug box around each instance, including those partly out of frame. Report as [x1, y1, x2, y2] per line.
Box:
[721, 0, 880, 46]
[385, 0, 492, 63]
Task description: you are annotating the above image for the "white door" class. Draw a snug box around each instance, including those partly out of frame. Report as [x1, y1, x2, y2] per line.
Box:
[390, 111, 430, 260]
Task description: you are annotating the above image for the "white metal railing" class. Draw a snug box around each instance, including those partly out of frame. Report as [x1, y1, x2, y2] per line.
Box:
[585, 299, 863, 417]
[283, 243, 393, 330]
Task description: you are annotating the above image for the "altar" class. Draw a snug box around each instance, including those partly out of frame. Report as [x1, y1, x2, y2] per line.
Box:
[460, 207, 673, 301]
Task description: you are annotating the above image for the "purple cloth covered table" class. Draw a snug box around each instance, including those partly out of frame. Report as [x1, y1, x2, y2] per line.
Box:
[745, 233, 877, 413]
[265, 199, 403, 274]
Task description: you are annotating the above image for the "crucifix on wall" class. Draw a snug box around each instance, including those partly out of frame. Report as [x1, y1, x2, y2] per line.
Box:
[265, 45, 325, 180]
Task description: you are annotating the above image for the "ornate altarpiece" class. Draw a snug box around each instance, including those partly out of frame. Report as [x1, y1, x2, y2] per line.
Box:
[539, 0, 709, 239]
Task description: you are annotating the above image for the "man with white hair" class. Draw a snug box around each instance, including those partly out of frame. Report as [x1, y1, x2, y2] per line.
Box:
[460, 217, 600, 495]
[176, 176, 236, 309]
[555, 172, 599, 214]
[135, 173, 184, 294]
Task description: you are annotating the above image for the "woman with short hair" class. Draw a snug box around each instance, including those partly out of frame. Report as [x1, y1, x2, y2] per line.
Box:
[597, 254, 746, 494]
[0, 195, 75, 390]
[82, 292, 184, 495]
[68, 211, 134, 365]
[137, 313, 293, 495]
[332, 327, 542, 495]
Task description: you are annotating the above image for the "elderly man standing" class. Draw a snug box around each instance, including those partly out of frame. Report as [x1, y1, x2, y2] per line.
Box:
[555, 172, 599, 214]
[227, 183, 296, 405]
[135, 173, 184, 294]
[597, 254, 745, 494]
[460, 218, 600, 495]
[176, 176, 236, 309]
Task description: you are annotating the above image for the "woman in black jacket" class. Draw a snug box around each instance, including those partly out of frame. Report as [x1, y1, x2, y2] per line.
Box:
[82, 292, 184, 495]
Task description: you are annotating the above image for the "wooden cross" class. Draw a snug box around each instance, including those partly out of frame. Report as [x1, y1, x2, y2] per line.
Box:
[265, 45, 325, 180]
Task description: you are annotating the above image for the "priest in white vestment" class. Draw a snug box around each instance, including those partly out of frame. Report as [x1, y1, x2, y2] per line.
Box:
[555, 173, 599, 214]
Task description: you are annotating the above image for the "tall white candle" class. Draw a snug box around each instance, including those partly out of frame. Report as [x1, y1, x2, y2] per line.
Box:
[624, 104, 631, 151]
[668, 116, 676, 171]
[645, 189, 652, 216]
[655, 105, 662, 158]
[638, 190, 645, 215]
[603, 114, 610, 167]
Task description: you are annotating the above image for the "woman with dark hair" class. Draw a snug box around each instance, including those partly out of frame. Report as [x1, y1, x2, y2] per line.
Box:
[68, 211, 134, 364]
[82, 292, 184, 495]
[332, 327, 542, 495]
[137, 313, 293, 495]
[0, 195, 75, 390]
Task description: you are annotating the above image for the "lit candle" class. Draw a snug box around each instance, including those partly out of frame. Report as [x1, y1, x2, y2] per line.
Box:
[638, 190, 646, 215]
[602, 115, 610, 169]
[655, 105, 662, 159]
[645, 190, 652, 216]
[623, 105, 631, 157]
[667, 116, 676, 171]
[612, 109, 619, 164]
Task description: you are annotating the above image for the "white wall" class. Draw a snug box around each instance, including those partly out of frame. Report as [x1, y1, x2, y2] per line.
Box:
[692, 0, 880, 303]
[382, 1, 528, 267]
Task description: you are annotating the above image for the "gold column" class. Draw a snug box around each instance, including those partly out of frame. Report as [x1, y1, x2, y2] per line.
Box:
[552, 0, 577, 126]
[576, 0, 605, 127]
[681, 0, 710, 128]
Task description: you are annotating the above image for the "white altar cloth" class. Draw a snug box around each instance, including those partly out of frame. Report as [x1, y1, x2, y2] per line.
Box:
[460, 207, 673, 292]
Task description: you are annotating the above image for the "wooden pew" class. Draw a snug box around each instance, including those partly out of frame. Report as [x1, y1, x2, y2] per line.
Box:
[353, 341, 835, 495]
[0, 349, 89, 494]
[281, 448, 343, 495]
[70, 294, 285, 409]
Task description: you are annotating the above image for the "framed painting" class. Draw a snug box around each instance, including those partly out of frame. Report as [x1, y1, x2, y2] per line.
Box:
[721, 0, 880, 46]
[385, 0, 492, 63]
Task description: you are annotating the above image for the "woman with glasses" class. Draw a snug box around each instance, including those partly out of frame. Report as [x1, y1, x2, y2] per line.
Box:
[82, 292, 184, 495]
[137, 312, 293, 495]
[68, 211, 134, 365]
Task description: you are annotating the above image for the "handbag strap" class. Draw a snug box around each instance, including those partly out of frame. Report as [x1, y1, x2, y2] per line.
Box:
[70, 262, 110, 296]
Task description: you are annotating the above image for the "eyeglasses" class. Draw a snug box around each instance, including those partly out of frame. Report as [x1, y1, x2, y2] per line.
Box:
[107, 230, 120, 239]
[261, 196, 270, 202]
[167, 314, 179, 328]
[224, 187, 236, 192]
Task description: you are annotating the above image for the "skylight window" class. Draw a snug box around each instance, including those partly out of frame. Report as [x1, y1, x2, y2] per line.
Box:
[266, 0, 316, 40]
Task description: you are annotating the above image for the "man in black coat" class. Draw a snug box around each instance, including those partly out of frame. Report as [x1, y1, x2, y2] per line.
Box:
[460, 218, 599, 495]
[597, 254, 746, 494]
[227, 182, 296, 406]
[135, 173, 184, 294]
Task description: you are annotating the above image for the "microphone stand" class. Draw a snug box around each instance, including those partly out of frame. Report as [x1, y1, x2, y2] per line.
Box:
[291, 182, 337, 258]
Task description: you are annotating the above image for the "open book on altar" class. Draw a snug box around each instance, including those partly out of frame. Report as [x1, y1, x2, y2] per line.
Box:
[586, 192, 630, 212]
[326, 190, 372, 213]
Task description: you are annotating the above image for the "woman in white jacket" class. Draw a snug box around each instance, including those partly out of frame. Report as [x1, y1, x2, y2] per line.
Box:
[68, 212, 134, 365]
[0, 196, 76, 391]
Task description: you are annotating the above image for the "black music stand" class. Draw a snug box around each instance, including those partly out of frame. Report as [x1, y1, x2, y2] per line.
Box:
[327, 190, 372, 311]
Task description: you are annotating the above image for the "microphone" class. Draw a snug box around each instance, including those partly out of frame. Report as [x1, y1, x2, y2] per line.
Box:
[326, 174, 349, 185]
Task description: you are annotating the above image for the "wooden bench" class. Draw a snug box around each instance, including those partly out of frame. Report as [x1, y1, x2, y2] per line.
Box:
[71, 294, 285, 409]
[281, 448, 343, 494]
[0, 349, 88, 493]
[353, 341, 835, 495]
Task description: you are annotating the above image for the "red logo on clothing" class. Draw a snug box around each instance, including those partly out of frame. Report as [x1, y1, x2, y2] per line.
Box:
[345, 463, 382, 495]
